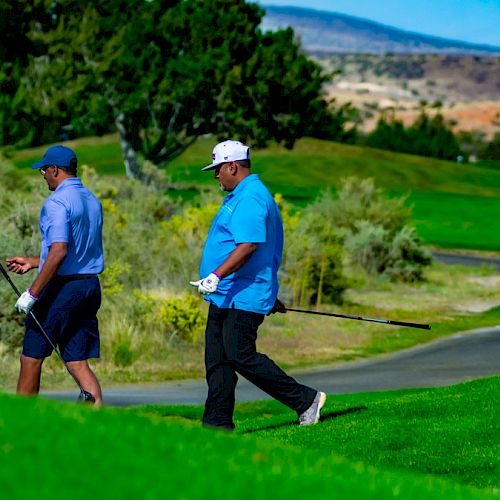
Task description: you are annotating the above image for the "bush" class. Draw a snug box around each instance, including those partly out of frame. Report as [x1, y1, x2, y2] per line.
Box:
[478, 132, 500, 161]
[313, 178, 411, 234]
[113, 341, 136, 367]
[298, 178, 431, 283]
[345, 221, 432, 282]
[133, 291, 205, 345]
[158, 294, 205, 344]
[280, 198, 348, 306]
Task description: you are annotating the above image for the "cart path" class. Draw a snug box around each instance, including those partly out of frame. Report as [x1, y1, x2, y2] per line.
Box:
[42, 326, 500, 406]
[431, 251, 500, 271]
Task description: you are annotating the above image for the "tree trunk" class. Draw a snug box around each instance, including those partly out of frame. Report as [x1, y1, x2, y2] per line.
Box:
[115, 112, 142, 179]
[316, 254, 326, 310]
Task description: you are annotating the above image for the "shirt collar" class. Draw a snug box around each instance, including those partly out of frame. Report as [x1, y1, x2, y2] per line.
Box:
[55, 177, 82, 192]
[224, 174, 259, 201]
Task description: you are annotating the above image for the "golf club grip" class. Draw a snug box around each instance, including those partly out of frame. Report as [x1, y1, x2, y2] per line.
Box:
[285, 308, 431, 330]
[383, 319, 431, 330]
[0, 263, 22, 297]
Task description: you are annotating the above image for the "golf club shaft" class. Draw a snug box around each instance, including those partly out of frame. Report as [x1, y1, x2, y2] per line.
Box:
[285, 307, 431, 330]
[0, 263, 88, 393]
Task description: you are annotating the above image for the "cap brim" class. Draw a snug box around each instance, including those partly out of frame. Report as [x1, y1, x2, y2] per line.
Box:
[31, 160, 47, 170]
[201, 162, 221, 172]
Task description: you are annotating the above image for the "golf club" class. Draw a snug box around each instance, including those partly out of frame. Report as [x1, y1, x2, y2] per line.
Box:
[0, 263, 95, 403]
[285, 307, 431, 330]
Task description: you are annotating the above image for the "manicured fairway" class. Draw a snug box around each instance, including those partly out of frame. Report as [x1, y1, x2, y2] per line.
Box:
[409, 191, 500, 250]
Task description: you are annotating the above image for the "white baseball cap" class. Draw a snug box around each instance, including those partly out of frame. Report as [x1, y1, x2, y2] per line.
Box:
[202, 140, 250, 171]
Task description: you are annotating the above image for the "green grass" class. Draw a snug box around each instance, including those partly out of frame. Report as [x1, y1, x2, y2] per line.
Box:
[9, 135, 500, 250]
[408, 192, 500, 250]
[139, 377, 500, 493]
[1, 377, 499, 498]
[9, 135, 124, 175]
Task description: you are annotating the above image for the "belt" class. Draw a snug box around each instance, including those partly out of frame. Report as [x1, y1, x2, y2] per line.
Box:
[53, 274, 98, 282]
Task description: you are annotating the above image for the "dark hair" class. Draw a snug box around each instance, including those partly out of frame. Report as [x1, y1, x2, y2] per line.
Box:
[60, 157, 78, 175]
[235, 159, 251, 169]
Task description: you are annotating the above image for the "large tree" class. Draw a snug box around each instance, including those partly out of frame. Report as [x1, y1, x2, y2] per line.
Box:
[13, 0, 334, 178]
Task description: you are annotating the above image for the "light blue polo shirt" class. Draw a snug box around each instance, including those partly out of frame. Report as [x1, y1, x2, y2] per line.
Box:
[39, 178, 104, 275]
[200, 174, 284, 314]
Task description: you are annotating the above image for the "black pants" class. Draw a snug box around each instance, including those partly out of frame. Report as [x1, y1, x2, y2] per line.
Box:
[202, 304, 317, 429]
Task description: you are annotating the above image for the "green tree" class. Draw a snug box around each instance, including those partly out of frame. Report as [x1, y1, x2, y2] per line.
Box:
[478, 133, 500, 161]
[14, 0, 336, 179]
[366, 111, 462, 161]
[0, 0, 56, 147]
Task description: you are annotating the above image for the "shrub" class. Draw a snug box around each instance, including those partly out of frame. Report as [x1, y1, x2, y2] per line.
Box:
[298, 178, 431, 283]
[113, 341, 136, 367]
[133, 291, 205, 345]
[345, 221, 432, 282]
[281, 201, 348, 306]
[158, 294, 205, 344]
[312, 178, 411, 234]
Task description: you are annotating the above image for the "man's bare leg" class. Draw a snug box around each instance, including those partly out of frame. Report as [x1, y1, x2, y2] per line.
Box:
[66, 360, 103, 405]
[17, 354, 44, 395]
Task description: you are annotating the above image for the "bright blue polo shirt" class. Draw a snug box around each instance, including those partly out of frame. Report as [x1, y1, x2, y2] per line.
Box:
[39, 178, 104, 275]
[200, 174, 284, 314]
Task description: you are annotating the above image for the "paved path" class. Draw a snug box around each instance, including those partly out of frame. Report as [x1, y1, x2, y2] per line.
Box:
[432, 251, 500, 271]
[43, 326, 500, 406]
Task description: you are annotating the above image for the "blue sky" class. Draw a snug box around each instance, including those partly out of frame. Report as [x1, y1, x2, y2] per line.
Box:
[258, 0, 500, 46]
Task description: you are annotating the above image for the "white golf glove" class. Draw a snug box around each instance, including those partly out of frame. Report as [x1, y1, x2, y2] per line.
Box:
[16, 289, 38, 315]
[190, 273, 220, 295]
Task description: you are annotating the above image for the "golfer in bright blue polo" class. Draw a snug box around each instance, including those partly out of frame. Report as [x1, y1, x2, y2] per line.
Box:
[6, 145, 104, 404]
[190, 140, 326, 429]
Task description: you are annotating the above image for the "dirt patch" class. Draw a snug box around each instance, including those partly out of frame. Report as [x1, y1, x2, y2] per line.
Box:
[467, 276, 500, 288]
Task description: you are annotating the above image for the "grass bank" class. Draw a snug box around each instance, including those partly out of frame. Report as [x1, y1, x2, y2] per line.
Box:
[139, 376, 500, 491]
[1, 377, 498, 498]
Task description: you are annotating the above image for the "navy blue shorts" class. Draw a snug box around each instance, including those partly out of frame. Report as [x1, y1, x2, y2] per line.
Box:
[23, 275, 101, 362]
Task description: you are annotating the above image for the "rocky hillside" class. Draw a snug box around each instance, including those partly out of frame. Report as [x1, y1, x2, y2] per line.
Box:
[262, 5, 500, 56]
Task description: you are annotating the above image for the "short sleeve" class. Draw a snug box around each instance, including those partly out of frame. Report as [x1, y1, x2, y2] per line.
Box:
[230, 196, 267, 244]
[43, 198, 70, 244]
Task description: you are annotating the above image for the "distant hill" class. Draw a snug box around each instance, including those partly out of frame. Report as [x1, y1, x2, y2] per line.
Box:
[261, 6, 500, 56]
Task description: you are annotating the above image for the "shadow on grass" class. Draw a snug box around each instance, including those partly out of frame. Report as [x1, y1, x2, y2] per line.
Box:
[243, 406, 368, 434]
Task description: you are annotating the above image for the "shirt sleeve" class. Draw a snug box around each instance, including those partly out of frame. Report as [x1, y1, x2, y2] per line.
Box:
[230, 195, 268, 244]
[43, 198, 70, 245]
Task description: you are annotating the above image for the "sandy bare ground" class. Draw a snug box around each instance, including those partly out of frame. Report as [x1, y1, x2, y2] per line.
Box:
[327, 81, 500, 138]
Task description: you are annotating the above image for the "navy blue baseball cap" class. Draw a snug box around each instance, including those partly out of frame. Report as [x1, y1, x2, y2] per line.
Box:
[32, 145, 77, 170]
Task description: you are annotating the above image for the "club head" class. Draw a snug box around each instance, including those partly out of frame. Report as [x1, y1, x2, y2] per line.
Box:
[77, 389, 96, 404]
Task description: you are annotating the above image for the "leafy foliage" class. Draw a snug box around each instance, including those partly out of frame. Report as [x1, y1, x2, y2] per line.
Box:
[345, 222, 431, 282]
[478, 132, 500, 161]
[366, 111, 463, 161]
[1, 0, 342, 179]
[302, 178, 431, 282]
[279, 199, 347, 306]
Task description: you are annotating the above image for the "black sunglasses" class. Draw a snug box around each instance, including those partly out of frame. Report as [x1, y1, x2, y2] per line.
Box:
[40, 165, 58, 175]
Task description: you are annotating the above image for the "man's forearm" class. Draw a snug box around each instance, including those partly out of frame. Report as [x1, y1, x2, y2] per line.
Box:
[27, 256, 41, 269]
[214, 243, 257, 278]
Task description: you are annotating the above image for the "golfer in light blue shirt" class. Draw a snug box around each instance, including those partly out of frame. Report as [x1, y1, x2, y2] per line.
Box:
[6, 145, 104, 404]
[191, 140, 325, 430]
[199, 172, 283, 314]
